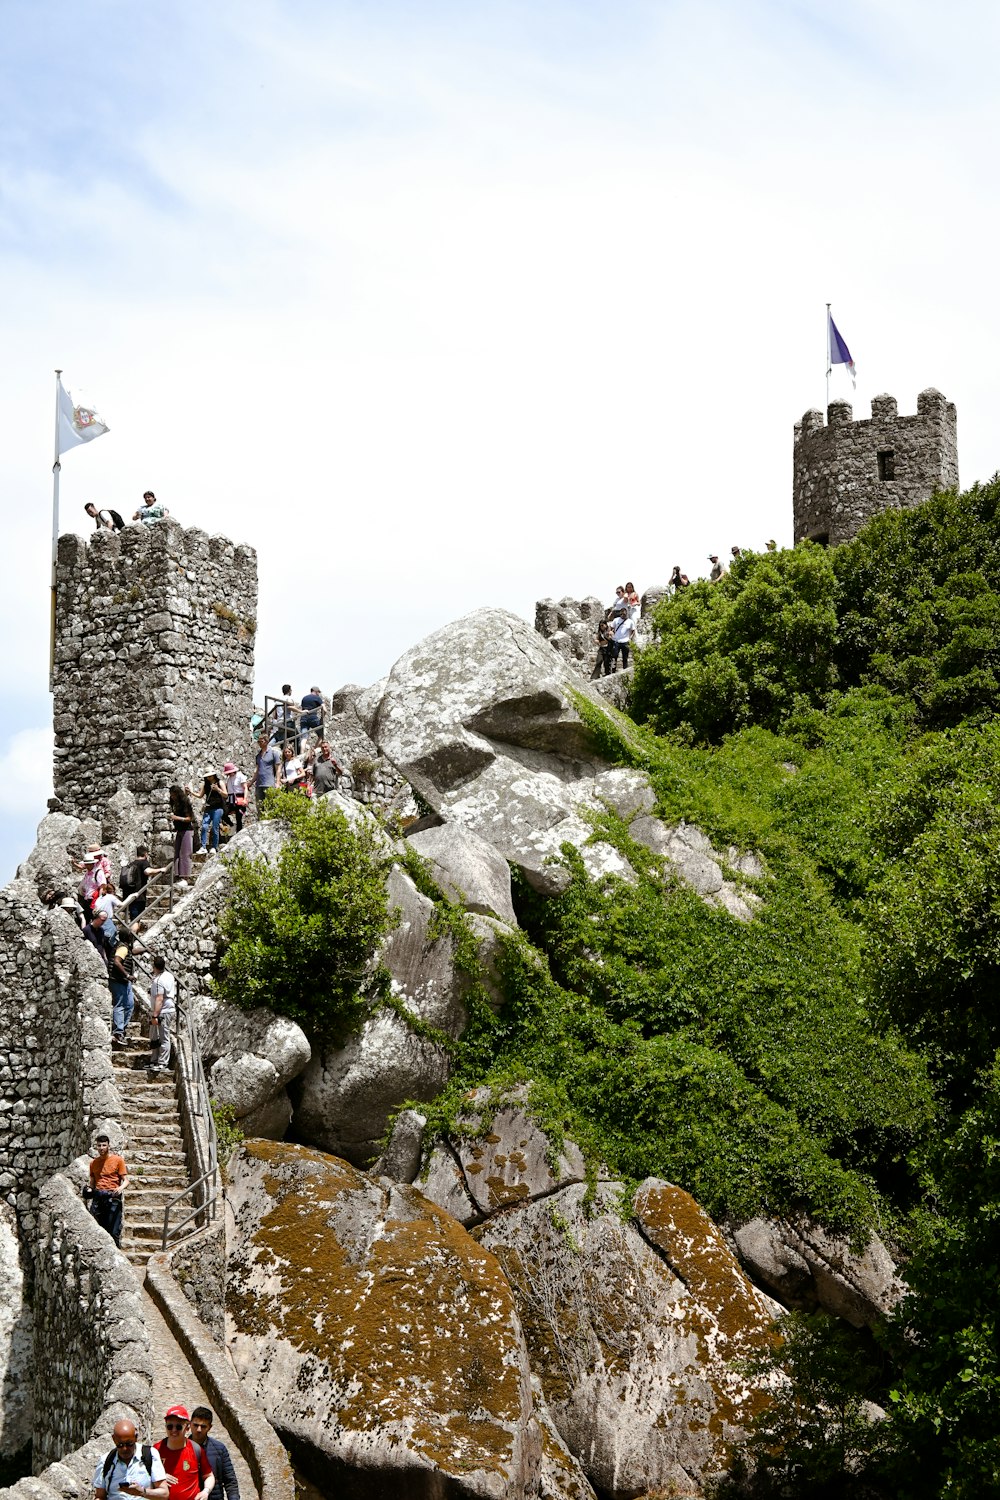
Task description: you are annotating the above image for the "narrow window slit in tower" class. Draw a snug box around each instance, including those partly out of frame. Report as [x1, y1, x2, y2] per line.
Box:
[878, 449, 895, 481]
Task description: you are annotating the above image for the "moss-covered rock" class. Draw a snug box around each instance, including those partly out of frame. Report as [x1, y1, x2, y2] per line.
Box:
[224, 1140, 541, 1498]
[476, 1178, 775, 1499]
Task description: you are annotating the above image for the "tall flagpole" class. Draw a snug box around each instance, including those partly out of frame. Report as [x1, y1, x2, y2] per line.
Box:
[50, 370, 62, 689]
[825, 304, 831, 413]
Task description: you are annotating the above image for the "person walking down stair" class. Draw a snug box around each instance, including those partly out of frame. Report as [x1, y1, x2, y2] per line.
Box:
[189, 1409, 240, 1500]
[195, 770, 228, 857]
[149, 955, 177, 1074]
[93, 1418, 168, 1500]
[154, 1408, 214, 1500]
[87, 1132, 129, 1247]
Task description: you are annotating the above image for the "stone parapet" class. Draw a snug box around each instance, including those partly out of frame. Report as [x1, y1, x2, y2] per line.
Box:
[22, 1173, 149, 1478]
[146, 1252, 294, 1500]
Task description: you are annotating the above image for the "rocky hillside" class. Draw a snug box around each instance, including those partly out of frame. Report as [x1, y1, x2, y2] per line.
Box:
[12, 480, 1000, 1498]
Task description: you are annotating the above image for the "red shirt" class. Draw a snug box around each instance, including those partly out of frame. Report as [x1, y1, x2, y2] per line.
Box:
[155, 1440, 206, 1500]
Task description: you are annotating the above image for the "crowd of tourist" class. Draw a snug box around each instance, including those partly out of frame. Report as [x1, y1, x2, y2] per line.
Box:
[593, 542, 779, 676]
[95, 1403, 240, 1500]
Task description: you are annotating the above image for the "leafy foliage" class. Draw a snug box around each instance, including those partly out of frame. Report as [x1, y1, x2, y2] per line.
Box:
[214, 789, 395, 1041]
[720, 1312, 892, 1498]
[882, 1055, 1000, 1497]
[834, 478, 1000, 727]
[631, 545, 839, 741]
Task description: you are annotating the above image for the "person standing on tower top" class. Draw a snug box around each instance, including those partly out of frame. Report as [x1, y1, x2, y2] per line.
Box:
[132, 491, 170, 525]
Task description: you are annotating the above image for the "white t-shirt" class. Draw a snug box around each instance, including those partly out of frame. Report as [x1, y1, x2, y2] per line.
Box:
[226, 770, 247, 798]
[151, 970, 177, 1016]
[613, 615, 637, 644]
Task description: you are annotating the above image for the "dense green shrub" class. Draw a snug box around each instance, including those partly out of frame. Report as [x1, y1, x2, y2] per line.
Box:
[833, 479, 1000, 727]
[720, 1312, 893, 1498]
[214, 790, 395, 1041]
[882, 1054, 1000, 1497]
[631, 545, 839, 742]
[865, 723, 1000, 1100]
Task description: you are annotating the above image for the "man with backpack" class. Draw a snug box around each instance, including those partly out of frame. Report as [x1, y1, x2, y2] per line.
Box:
[93, 1418, 168, 1500]
[84, 502, 126, 532]
[155, 1407, 214, 1500]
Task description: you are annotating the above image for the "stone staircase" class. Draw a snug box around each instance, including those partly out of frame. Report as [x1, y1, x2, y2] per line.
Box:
[114, 1026, 193, 1268]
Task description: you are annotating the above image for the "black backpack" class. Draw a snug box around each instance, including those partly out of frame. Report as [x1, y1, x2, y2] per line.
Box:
[103, 1444, 153, 1487]
[108, 508, 126, 531]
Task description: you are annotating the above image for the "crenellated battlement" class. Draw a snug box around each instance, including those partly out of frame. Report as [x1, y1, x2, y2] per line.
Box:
[52, 518, 257, 850]
[793, 388, 958, 546]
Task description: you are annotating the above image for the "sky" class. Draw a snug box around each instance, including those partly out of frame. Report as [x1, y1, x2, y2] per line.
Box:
[2, 0, 998, 879]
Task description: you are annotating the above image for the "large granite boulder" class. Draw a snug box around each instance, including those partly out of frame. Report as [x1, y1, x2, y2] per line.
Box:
[406, 823, 517, 926]
[225, 1141, 541, 1499]
[419, 1087, 588, 1226]
[731, 1215, 904, 1329]
[199, 1003, 311, 1134]
[362, 609, 765, 916]
[361, 609, 636, 895]
[477, 1178, 775, 1499]
[16, 810, 102, 891]
[292, 866, 472, 1165]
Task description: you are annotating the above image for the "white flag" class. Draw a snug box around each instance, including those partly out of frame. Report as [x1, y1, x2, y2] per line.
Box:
[57, 377, 109, 455]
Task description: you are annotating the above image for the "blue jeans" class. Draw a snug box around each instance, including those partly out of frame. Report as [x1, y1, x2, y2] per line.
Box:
[201, 805, 223, 851]
[110, 981, 134, 1039]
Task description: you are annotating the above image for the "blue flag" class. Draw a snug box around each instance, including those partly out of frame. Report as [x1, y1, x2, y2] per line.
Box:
[827, 311, 856, 387]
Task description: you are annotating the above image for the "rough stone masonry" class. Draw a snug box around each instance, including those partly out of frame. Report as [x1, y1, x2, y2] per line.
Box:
[793, 388, 958, 546]
[52, 520, 257, 851]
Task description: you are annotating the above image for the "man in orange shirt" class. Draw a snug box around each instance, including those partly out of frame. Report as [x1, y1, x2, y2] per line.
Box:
[88, 1133, 129, 1247]
[154, 1408, 214, 1500]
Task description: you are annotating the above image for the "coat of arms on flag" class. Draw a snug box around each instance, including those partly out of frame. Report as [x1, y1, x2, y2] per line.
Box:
[57, 377, 109, 454]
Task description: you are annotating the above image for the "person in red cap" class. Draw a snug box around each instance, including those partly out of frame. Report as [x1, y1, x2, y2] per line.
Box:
[154, 1407, 214, 1500]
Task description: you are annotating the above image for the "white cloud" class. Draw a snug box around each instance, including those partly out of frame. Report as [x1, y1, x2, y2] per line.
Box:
[2, 0, 1000, 875]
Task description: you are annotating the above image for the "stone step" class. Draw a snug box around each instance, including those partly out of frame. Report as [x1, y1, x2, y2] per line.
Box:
[124, 1128, 183, 1152]
[122, 1099, 182, 1119]
[123, 1218, 201, 1243]
[127, 1155, 189, 1175]
[129, 1191, 190, 1212]
[125, 1122, 183, 1139]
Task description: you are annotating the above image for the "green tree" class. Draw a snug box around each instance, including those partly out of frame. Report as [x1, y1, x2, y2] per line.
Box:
[865, 723, 1000, 1101]
[215, 789, 395, 1040]
[631, 546, 839, 743]
[883, 1056, 1000, 1497]
[834, 479, 1000, 727]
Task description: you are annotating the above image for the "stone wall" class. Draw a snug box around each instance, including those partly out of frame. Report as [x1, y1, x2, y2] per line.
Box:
[28, 1174, 152, 1474]
[53, 521, 257, 850]
[0, 890, 121, 1232]
[793, 389, 959, 546]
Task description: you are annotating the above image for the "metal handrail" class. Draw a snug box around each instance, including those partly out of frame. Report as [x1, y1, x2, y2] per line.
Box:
[107, 891, 221, 1249]
[262, 692, 325, 748]
[161, 1167, 220, 1247]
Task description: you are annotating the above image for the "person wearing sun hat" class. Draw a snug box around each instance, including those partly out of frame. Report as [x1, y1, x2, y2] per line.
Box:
[154, 1407, 214, 1500]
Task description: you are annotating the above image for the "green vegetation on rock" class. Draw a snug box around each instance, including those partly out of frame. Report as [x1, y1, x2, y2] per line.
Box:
[214, 789, 395, 1041]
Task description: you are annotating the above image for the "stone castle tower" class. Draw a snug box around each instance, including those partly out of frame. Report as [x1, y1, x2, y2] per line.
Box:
[52, 519, 257, 848]
[793, 388, 958, 546]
